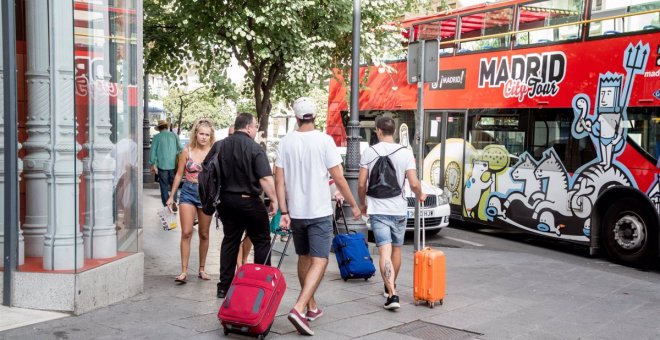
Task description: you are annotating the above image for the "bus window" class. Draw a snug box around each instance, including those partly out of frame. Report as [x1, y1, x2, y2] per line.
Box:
[626, 107, 660, 166]
[440, 17, 458, 56]
[459, 7, 514, 52]
[589, 0, 660, 37]
[516, 0, 583, 46]
[531, 109, 596, 172]
[467, 110, 525, 165]
[414, 17, 458, 56]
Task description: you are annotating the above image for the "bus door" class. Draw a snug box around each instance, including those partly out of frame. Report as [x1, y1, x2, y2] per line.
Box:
[424, 111, 467, 216]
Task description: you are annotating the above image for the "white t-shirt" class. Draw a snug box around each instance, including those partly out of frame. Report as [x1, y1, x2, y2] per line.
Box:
[360, 142, 416, 216]
[276, 130, 342, 219]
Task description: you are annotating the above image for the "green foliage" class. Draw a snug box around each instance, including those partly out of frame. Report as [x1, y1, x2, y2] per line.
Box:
[308, 86, 329, 131]
[162, 88, 235, 131]
[145, 0, 415, 133]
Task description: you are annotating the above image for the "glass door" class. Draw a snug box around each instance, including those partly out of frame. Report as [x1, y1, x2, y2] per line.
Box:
[424, 111, 467, 215]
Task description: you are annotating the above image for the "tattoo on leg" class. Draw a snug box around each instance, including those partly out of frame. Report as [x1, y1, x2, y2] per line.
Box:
[384, 262, 392, 282]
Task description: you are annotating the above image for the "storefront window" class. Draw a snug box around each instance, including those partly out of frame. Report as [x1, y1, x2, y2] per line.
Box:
[73, 0, 140, 262]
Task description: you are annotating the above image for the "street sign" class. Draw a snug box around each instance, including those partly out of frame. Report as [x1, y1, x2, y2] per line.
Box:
[407, 39, 439, 84]
[407, 42, 420, 84]
[424, 39, 439, 83]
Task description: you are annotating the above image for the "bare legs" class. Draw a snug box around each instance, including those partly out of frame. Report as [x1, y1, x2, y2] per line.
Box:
[293, 255, 327, 313]
[236, 236, 253, 268]
[197, 209, 212, 279]
[378, 244, 402, 296]
[177, 203, 212, 282]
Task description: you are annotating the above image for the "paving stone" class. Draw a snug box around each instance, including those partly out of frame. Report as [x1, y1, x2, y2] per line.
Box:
[358, 330, 422, 340]
[0, 321, 122, 340]
[96, 321, 199, 340]
[317, 313, 404, 338]
[581, 322, 660, 340]
[168, 312, 222, 333]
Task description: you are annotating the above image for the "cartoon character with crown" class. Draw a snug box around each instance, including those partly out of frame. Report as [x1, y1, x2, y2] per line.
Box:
[572, 42, 650, 169]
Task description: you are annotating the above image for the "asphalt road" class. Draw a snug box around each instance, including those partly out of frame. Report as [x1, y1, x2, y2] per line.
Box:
[421, 220, 660, 282]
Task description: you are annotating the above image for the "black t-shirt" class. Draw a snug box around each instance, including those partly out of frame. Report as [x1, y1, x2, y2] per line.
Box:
[219, 131, 272, 196]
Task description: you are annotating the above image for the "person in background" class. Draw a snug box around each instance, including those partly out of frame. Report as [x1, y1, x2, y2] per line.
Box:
[167, 118, 216, 283]
[358, 116, 426, 310]
[150, 119, 183, 207]
[276, 97, 361, 336]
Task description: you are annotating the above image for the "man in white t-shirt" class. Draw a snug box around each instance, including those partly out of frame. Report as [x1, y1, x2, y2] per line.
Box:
[358, 116, 426, 310]
[276, 97, 360, 336]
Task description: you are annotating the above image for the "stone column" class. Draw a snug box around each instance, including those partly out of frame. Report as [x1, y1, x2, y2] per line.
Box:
[22, 0, 51, 257]
[0, 9, 25, 266]
[82, 2, 117, 259]
[43, 0, 83, 270]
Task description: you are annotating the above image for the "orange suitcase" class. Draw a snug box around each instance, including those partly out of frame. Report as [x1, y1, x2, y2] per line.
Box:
[413, 203, 446, 308]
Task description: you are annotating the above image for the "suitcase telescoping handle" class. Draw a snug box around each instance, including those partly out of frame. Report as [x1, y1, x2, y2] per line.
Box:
[266, 228, 292, 269]
[333, 201, 352, 235]
[420, 200, 426, 249]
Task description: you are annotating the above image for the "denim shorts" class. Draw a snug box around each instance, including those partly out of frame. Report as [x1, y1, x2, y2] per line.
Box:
[290, 215, 333, 258]
[179, 182, 202, 208]
[370, 214, 407, 247]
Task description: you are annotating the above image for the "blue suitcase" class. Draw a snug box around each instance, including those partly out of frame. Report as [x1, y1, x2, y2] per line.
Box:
[332, 203, 376, 281]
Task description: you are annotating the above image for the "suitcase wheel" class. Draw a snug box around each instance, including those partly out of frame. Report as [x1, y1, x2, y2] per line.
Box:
[364, 278, 369, 281]
[429, 301, 435, 308]
[414, 300, 419, 306]
[343, 278, 348, 282]
[257, 335, 264, 340]
[439, 299, 444, 306]
[223, 326, 229, 336]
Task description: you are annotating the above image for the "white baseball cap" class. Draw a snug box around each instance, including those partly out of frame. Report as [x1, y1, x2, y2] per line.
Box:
[292, 97, 317, 120]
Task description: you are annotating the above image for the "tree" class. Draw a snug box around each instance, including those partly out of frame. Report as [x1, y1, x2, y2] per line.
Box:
[162, 87, 235, 133]
[145, 0, 416, 134]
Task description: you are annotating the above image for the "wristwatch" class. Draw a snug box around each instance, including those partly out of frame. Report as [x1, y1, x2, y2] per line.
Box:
[280, 211, 289, 215]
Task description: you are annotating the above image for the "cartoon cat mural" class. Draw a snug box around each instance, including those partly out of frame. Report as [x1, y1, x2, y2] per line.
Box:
[480, 41, 652, 242]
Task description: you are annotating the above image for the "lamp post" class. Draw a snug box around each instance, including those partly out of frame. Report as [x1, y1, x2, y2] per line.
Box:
[142, 72, 151, 184]
[343, 0, 368, 237]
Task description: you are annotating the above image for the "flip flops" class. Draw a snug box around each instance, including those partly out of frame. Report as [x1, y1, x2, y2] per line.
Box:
[174, 273, 187, 284]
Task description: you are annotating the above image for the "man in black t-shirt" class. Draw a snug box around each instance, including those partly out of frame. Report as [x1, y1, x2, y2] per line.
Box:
[215, 113, 278, 299]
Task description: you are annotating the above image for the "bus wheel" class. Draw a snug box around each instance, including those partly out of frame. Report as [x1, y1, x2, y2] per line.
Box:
[602, 198, 657, 267]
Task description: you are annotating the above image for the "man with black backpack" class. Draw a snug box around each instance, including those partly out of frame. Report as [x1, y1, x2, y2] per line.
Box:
[358, 116, 426, 310]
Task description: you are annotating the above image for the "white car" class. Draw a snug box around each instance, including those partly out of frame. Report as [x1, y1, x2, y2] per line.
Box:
[401, 181, 450, 235]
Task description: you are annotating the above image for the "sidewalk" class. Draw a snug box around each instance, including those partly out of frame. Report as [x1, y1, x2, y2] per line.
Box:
[1, 185, 660, 339]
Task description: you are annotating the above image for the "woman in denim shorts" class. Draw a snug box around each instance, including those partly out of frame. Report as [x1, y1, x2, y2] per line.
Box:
[167, 118, 215, 283]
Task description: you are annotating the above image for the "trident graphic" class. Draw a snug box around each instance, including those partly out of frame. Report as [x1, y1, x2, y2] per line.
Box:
[621, 42, 650, 109]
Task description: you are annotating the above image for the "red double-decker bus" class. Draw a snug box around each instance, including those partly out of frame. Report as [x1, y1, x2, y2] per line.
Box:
[327, 0, 660, 266]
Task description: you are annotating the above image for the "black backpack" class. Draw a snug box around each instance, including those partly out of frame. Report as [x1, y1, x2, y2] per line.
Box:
[199, 141, 223, 216]
[366, 146, 406, 199]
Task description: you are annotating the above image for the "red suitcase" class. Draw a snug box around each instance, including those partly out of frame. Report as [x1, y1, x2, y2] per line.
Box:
[218, 232, 291, 339]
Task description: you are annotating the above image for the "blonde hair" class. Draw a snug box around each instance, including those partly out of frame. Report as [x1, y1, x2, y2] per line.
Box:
[189, 118, 215, 149]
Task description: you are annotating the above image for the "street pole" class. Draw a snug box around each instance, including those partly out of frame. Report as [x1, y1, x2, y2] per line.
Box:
[142, 72, 152, 185]
[3, 0, 19, 306]
[343, 0, 367, 238]
[413, 41, 426, 252]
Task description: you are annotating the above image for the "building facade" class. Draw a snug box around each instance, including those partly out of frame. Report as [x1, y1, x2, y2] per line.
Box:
[1, 0, 144, 314]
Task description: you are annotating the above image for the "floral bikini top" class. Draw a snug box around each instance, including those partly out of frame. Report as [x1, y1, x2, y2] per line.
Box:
[184, 147, 203, 182]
